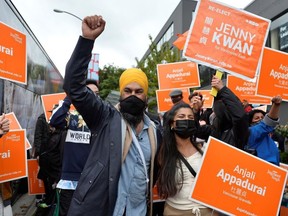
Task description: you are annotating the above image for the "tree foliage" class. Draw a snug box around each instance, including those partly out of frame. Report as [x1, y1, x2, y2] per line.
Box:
[135, 35, 182, 113]
[98, 64, 125, 99]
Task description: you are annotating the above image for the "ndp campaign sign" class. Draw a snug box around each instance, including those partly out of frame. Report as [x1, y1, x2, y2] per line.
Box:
[226, 75, 271, 105]
[0, 129, 27, 183]
[0, 22, 26, 84]
[6, 112, 32, 149]
[156, 88, 190, 113]
[183, 0, 270, 80]
[190, 137, 287, 216]
[27, 159, 45, 195]
[157, 61, 200, 90]
[256, 47, 288, 102]
[41, 93, 75, 121]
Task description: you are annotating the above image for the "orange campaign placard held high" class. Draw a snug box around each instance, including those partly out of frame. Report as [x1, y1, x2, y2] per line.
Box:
[190, 137, 287, 216]
[41, 92, 75, 121]
[227, 75, 271, 105]
[6, 112, 32, 150]
[183, 0, 270, 80]
[156, 88, 190, 113]
[256, 47, 288, 102]
[0, 129, 27, 183]
[157, 61, 200, 90]
[0, 22, 27, 84]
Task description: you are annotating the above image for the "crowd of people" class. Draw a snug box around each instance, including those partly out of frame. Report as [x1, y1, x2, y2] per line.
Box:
[1, 14, 286, 216]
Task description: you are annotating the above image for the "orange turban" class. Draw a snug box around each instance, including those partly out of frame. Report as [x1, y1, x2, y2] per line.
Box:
[119, 68, 148, 95]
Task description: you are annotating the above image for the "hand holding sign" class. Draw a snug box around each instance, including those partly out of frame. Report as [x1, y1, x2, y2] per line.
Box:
[210, 71, 224, 97]
[0, 113, 10, 135]
[190, 94, 204, 113]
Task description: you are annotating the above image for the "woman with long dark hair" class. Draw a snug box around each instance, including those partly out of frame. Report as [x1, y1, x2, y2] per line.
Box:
[157, 103, 218, 216]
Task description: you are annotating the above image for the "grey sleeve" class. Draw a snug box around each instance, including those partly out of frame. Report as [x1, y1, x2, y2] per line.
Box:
[263, 114, 279, 128]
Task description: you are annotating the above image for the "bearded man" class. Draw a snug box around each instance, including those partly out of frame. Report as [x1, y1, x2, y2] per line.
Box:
[63, 15, 161, 216]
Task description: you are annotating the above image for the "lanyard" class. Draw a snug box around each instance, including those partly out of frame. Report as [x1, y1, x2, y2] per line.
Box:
[131, 131, 149, 188]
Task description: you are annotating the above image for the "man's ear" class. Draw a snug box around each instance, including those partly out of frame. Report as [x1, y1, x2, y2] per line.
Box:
[145, 97, 149, 107]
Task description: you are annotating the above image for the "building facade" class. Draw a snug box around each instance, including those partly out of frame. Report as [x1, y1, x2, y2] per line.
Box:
[141, 0, 197, 62]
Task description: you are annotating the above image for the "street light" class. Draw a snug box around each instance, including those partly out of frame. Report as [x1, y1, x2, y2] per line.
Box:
[53, 9, 82, 21]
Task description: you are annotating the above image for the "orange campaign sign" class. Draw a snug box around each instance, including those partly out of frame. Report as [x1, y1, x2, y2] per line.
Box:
[0, 22, 27, 84]
[157, 61, 200, 90]
[183, 0, 270, 80]
[0, 129, 27, 183]
[6, 112, 32, 149]
[193, 90, 214, 108]
[280, 163, 288, 216]
[27, 159, 45, 195]
[190, 137, 287, 216]
[227, 75, 271, 105]
[156, 88, 190, 113]
[152, 185, 165, 203]
[41, 92, 75, 121]
[256, 47, 288, 102]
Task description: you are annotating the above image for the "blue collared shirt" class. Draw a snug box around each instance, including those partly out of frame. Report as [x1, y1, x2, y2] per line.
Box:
[113, 115, 151, 216]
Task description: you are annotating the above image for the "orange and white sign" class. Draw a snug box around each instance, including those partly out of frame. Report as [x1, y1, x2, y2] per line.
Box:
[256, 47, 288, 102]
[157, 61, 200, 90]
[0, 129, 27, 183]
[280, 163, 288, 216]
[227, 75, 271, 105]
[0, 22, 26, 84]
[156, 88, 190, 113]
[27, 159, 45, 195]
[193, 90, 214, 108]
[183, 0, 270, 80]
[6, 112, 31, 149]
[190, 137, 287, 215]
[41, 92, 75, 121]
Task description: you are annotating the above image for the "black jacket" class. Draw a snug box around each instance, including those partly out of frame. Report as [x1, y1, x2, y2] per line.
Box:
[33, 113, 50, 157]
[195, 86, 249, 150]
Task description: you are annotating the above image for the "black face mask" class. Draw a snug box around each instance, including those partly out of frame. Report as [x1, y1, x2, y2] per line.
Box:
[173, 119, 197, 139]
[120, 95, 146, 116]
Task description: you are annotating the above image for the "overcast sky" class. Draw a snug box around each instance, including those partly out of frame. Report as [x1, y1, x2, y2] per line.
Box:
[11, 0, 254, 76]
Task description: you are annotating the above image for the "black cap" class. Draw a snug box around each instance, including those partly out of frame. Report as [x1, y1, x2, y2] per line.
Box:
[169, 89, 183, 97]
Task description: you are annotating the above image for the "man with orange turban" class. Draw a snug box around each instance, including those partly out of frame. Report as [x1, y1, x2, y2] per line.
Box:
[63, 15, 161, 216]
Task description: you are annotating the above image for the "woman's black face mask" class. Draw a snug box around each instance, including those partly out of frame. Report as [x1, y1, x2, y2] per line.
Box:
[172, 119, 197, 139]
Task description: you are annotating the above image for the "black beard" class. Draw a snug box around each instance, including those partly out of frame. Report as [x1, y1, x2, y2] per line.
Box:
[121, 112, 144, 128]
